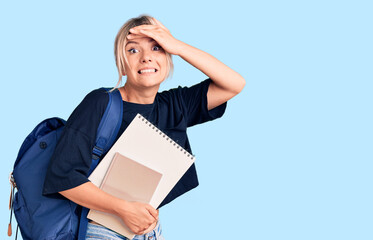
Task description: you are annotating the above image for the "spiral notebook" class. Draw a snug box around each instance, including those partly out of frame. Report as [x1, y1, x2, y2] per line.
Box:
[88, 114, 195, 234]
[87, 152, 162, 239]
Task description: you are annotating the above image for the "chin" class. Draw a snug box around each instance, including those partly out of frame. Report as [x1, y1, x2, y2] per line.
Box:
[139, 78, 164, 88]
[141, 75, 166, 85]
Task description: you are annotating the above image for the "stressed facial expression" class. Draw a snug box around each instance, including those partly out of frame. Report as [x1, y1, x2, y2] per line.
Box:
[124, 37, 167, 89]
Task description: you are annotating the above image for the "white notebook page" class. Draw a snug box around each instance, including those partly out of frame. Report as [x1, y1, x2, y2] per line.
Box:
[89, 114, 195, 208]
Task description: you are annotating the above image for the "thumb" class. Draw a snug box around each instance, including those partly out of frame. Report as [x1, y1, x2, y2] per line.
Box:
[146, 205, 159, 220]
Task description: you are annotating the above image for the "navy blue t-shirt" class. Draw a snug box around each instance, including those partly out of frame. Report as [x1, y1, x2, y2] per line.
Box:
[43, 78, 226, 208]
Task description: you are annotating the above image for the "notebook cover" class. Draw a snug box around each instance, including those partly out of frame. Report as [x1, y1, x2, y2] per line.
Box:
[87, 152, 162, 239]
[89, 114, 195, 209]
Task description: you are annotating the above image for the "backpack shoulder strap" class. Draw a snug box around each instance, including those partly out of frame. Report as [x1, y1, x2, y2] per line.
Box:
[88, 88, 123, 175]
[78, 88, 123, 240]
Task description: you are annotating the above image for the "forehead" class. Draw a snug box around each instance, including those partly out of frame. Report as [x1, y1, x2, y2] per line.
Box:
[125, 37, 156, 47]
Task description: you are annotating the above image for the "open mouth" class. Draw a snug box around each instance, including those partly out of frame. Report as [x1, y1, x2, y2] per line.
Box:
[138, 69, 158, 74]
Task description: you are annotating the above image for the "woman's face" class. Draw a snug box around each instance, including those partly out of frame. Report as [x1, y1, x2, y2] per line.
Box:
[124, 36, 168, 89]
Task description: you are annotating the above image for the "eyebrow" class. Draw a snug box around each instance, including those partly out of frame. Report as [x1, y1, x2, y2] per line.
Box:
[125, 38, 156, 47]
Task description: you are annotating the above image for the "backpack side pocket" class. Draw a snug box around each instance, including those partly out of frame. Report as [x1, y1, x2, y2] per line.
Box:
[13, 190, 32, 240]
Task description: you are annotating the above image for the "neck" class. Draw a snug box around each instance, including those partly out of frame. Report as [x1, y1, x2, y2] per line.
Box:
[119, 83, 159, 104]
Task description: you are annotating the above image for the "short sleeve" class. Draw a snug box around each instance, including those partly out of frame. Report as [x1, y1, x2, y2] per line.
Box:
[42, 89, 109, 195]
[177, 78, 227, 127]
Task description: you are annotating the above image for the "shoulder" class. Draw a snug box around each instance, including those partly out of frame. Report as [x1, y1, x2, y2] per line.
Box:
[156, 79, 212, 104]
[66, 88, 110, 129]
[156, 85, 184, 110]
[159, 79, 211, 95]
[81, 88, 110, 106]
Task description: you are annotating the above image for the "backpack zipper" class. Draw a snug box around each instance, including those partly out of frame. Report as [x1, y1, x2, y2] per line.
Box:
[8, 172, 16, 238]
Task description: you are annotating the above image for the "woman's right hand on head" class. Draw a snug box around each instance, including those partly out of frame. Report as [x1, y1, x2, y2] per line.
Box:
[117, 201, 159, 235]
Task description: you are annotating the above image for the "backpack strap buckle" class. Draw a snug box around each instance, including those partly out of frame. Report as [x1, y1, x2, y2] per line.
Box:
[92, 146, 104, 160]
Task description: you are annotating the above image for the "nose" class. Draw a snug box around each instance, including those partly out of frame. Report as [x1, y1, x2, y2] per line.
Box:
[141, 50, 153, 63]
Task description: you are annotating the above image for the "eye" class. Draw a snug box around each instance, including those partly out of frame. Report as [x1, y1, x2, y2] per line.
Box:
[152, 45, 162, 51]
[127, 48, 138, 54]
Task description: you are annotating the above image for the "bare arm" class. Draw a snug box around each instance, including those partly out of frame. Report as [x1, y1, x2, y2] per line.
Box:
[59, 182, 158, 235]
[129, 18, 246, 110]
[177, 42, 246, 110]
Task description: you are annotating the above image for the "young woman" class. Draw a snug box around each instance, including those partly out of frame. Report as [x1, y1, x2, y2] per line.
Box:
[43, 15, 245, 240]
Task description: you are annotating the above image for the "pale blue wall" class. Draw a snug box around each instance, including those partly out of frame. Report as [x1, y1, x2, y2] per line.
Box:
[1, 1, 372, 239]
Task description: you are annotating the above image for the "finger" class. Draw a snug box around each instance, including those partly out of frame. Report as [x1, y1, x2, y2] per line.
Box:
[138, 223, 153, 236]
[132, 226, 144, 235]
[126, 35, 159, 44]
[127, 32, 158, 42]
[130, 25, 158, 33]
[153, 17, 168, 30]
[131, 29, 159, 41]
[136, 229, 145, 236]
[129, 28, 156, 39]
[146, 205, 159, 220]
[127, 33, 146, 39]
[152, 18, 169, 32]
[144, 221, 157, 234]
[138, 221, 156, 236]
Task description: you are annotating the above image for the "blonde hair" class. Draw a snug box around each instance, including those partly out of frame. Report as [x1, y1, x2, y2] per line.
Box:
[113, 14, 174, 89]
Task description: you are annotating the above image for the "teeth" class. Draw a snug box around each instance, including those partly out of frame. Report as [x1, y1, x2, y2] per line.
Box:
[139, 69, 156, 74]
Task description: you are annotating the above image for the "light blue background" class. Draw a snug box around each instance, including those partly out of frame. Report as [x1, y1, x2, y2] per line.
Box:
[1, 1, 372, 239]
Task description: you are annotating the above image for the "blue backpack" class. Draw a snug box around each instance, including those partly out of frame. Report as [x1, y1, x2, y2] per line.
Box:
[9, 89, 123, 240]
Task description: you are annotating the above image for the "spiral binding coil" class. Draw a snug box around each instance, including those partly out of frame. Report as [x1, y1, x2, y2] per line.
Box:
[137, 114, 194, 160]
